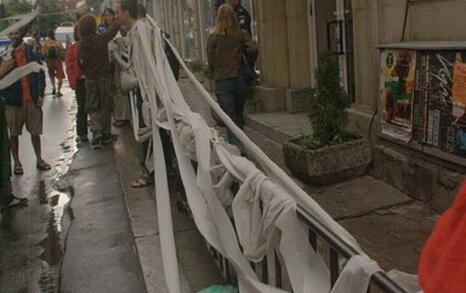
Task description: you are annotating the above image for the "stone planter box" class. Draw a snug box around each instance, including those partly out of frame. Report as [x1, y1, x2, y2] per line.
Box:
[283, 138, 372, 185]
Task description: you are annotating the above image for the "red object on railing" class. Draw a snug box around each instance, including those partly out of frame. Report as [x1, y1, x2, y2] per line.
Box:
[418, 181, 466, 293]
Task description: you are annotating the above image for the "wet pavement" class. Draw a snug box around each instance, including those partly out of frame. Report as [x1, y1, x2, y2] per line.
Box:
[60, 142, 144, 293]
[0, 82, 77, 292]
[0, 80, 144, 292]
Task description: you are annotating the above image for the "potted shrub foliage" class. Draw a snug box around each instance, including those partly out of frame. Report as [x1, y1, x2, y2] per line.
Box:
[283, 53, 371, 185]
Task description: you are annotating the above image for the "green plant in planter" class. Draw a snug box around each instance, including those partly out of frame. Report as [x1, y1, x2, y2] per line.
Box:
[202, 66, 214, 80]
[297, 53, 354, 149]
[189, 60, 204, 73]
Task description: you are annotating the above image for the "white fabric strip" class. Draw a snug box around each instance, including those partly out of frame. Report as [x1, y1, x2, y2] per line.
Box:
[128, 14, 388, 293]
[0, 61, 45, 90]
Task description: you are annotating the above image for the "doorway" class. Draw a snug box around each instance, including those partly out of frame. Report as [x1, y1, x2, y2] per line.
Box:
[310, 0, 355, 101]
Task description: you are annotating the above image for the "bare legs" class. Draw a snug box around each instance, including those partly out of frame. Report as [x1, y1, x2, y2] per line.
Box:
[10, 134, 48, 169]
[49, 73, 56, 94]
[57, 78, 63, 96]
[10, 135, 20, 166]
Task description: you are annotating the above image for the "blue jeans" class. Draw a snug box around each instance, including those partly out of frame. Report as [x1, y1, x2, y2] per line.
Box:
[215, 78, 247, 148]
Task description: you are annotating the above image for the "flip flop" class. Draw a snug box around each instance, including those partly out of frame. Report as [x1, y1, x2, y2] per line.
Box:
[113, 120, 128, 128]
[0, 195, 28, 211]
[13, 164, 24, 175]
[37, 160, 52, 171]
[131, 177, 154, 188]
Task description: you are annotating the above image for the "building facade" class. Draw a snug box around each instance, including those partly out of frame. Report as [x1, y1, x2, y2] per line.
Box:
[143, 0, 466, 209]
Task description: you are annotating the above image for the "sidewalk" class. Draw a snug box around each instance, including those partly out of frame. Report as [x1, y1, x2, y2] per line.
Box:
[61, 144, 145, 292]
[63, 122, 224, 292]
[62, 76, 436, 292]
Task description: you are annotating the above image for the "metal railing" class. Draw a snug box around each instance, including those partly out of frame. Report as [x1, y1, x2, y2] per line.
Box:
[297, 206, 408, 293]
[205, 205, 408, 293]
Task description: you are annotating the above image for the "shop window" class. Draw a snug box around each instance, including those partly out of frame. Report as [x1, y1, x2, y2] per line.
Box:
[181, 0, 196, 60]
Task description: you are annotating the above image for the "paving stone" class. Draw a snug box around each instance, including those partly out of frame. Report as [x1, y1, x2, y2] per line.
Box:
[246, 112, 312, 143]
[339, 202, 436, 273]
[310, 176, 413, 220]
[136, 235, 191, 293]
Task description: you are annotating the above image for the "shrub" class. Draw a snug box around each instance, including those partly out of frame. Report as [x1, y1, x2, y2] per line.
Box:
[307, 53, 352, 146]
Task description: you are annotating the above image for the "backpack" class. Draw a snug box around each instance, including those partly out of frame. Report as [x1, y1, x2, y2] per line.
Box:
[46, 43, 59, 60]
[241, 53, 256, 85]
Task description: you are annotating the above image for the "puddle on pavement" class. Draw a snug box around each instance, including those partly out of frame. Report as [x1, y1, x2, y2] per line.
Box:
[38, 101, 78, 293]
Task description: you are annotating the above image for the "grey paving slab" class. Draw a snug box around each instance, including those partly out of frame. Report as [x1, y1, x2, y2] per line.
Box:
[71, 146, 115, 171]
[246, 112, 312, 143]
[175, 229, 217, 268]
[61, 146, 144, 293]
[184, 262, 227, 293]
[340, 202, 436, 273]
[136, 235, 191, 293]
[310, 176, 414, 220]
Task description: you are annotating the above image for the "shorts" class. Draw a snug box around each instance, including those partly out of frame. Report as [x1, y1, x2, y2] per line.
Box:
[46, 59, 65, 80]
[5, 103, 43, 136]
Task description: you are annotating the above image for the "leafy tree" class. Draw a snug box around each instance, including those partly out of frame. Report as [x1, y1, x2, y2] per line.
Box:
[36, 0, 72, 36]
[4, 0, 33, 16]
[0, 0, 33, 33]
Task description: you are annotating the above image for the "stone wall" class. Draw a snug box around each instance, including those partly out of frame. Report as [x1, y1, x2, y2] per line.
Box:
[371, 145, 464, 213]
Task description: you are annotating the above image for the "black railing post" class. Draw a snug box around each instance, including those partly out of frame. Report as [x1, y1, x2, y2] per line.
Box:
[330, 248, 340, 286]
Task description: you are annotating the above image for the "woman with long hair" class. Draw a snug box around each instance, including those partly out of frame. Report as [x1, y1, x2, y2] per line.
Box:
[207, 3, 257, 150]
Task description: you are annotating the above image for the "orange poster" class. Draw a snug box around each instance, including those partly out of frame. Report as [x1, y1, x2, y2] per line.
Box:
[453, 62, 466, 105]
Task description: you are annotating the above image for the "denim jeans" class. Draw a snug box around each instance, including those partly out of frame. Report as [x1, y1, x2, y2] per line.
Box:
[215, 77, 247, 148]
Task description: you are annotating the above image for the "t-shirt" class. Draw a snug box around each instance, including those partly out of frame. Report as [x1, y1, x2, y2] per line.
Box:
[14, 46, 32, 104]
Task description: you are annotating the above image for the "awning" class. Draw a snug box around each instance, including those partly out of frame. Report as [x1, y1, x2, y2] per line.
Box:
[0, 11, 39, 38]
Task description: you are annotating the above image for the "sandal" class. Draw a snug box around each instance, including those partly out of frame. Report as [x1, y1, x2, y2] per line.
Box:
[37, 160, 52, 171]
[13, 164, 24, 175]
[0, 195, 28, 210]
[113, 120, 128, 128]
[131, 176, 154, 188]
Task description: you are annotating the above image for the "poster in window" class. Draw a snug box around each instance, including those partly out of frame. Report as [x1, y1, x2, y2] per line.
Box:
[380, 50, 416, 142]
[412, 51, 466, 156]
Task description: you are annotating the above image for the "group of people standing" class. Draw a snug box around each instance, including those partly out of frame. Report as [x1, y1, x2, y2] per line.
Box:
[0, 4, 133, 209]
[0, 0, 257, 208]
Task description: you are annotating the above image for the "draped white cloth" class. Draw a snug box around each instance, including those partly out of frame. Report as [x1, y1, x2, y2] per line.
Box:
[0, 61, 45, 90]
[123, 16, 391, 293]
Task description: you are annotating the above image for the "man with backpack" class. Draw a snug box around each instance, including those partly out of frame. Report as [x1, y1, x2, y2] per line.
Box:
[43, 29, 65, 97]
